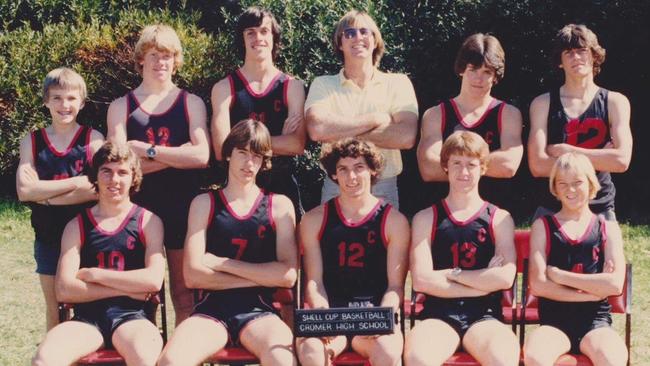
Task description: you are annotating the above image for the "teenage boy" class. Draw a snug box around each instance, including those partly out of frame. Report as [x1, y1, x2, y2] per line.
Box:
[16, 67, 104, 330]
[297, 139, 410, 366]
[304, 10, 418, 209]
[528, 24, 632, 221]
[211, 6, 306, 217]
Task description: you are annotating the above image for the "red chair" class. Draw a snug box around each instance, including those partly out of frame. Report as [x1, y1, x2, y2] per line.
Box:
[58, 284, 168, 365]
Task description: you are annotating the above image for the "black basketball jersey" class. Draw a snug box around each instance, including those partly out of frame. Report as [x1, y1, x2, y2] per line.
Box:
[424, 200, 501, 309]
[538, 214, 611, 319]
[30, 125, 93, 246]
[228, 69, 289, 136]
[75, 205, 147, 312]
[125, 89, 201, 207]
[204, 190, 277, 301]
[319, 198, 391, 308]
[441, 98, 504, 152]
[545, 88, 615, 213]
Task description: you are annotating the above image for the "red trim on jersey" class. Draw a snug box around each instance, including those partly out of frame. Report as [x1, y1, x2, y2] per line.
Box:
[31, 131, 37, 163]
[497, 102, 506, 135]
[183, 90, 191, 126]
[552, 214, 597, 245]
[235, 69, 283, 98]
[430, 204, 439, 244]
[207, 191, 216, 229]
[218, 189, 264, 220]
[268, 193, 276, 231]
[441, 199, 489, 226]
[542, 216, 551, 257]
[488, 206, 498, 244]
[129, 89, 183, 116]
[42, 125, 84, 157]
[283, 77, 290, 107]
[77, 214, 85, 249]
[317, 202, 329, 242]
[84, 126, 93, 167]
[599, 215, 607, 254]
[227, 75, 236, 110]
[87, 204, 138, 236]
[125, 93, 131, 127]
[334, 198, 382, 228]
[450, 98, 499, 129]
[137, 207, 147, 247]
[380, 204, 392, 248]
[439, 102, 446, 136]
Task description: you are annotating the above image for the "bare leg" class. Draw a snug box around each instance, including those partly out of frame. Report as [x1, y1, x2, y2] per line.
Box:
[32, 321, 103, 366]
[112, 319, 163, 366]
[463, 320, 519, 366]
[166, 249, 193, 325]
[524, 325, 571, 366]
[158, 315, 228, 366]
[240, 314, 297, 366]
[296, 335, 347, 366]
[38, 274, 59, 331]
[351, 329, 403, 366]
[404, 319, 460, 366]
[580, 327, 628, 366]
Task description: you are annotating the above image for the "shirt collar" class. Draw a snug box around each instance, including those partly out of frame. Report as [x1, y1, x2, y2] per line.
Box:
[338, 68, 386, 87]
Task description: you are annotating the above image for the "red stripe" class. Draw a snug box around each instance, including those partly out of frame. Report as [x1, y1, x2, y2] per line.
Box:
[227, 75, 236, 110]
[130, 89, 183, 116]
[488, 205, 498, 244]
[77, 214, 85, 249]
[183, 90, 190, 126]
[31, 131, 37, 163]
[542, 216, 551, 257]
[236, 69, 282, 98]
[334, 198, 382, 228]
[430, 204, 438, 245]
[497, 102, 506, 136]
[380, 204, 392, 248]
[268, 193, 276, 231]
[88, 204, 138, 236]
[439, 102, 446, 136]
[552, 214, 597, 245]
[283, 77, 290, 107]
[317, 202, 329, 242]
[84, 126, 93, 166]
[451, 97, 498, 129]
[42, 125, 84, 157]
[207, 191, 216, 229]
[219, 189, 263, 220]
[599, 216, 607, 254]
[441, 199, 489, 226]
[137, 207, 147, 247]
[125, 92, 131, 128]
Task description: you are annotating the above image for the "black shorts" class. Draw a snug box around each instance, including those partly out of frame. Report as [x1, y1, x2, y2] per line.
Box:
[419, 298, 502, 338]
[192, 291, 277, 344]
[540, 301, 612, 353]
[73, 298, 148, 348]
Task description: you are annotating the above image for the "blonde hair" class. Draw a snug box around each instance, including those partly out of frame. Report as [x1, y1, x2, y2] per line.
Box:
[42, 67, 87, 103]
[332, 10, 385, 66]
[549, 152, 601, 199]
[440, 130, 490, 174]
[133, 24, 183, 74]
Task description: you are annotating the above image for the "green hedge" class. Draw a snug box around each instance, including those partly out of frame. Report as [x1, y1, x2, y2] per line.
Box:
[1, 0, 648, 219]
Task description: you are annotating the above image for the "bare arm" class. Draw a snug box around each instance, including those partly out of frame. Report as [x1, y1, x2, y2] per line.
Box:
[528, 218, 602, 302]
[305, 105, 386, 142]
[300, 205, 331, 309]
[210, 78, 233, 161]
[416, 106, 447, 181]
[485, 104, 523, 178]
[204, 195, 298, 288]
[380, 208, 409, 312]
[527, 93, 557, 177]
[76, 211, 165, 293]
[410, 208, 489, 298]
[447, 209, 517, 292]
[546, 220, 625, 298]
[357, 110, 418, 149]
[183, 193, 259, 290]
[271, 79, 306, 156]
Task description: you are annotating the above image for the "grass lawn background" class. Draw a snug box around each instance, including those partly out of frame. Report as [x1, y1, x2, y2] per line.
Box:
[1, 199, 648, 365]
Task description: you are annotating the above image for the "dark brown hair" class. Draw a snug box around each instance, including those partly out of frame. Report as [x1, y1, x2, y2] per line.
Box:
[454, 33, 505, 84]
[235, 6, 282, 62]
[551, 24, 606, 76]
[222, 119, 273, 172]
[320, 139, 385, 184]
[89, 142, 142, 194]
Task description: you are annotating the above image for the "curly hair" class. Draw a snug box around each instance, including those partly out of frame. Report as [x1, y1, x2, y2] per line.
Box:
[320, 139, 385, 184]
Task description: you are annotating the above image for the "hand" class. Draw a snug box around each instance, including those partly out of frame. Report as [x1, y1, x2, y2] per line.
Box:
[127, 140, 150, 157]
[604, 259, 615, 273]
[20, 164, 40, 183]
[71, 175, 93, 190]
[546, 143, 574, 158]
[126, 291, 150, 301]
[282, 114, 302, 134]
[373, 112, 393, 128]
[488, 255, 504, 268]
[77, 267, 101, 283]
[202, 254, 227, 269]
[546, 265, 561, 281]
[604, 140, 615, 149]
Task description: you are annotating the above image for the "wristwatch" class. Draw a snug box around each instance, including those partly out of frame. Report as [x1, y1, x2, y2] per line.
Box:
[146, 144, 157, 160]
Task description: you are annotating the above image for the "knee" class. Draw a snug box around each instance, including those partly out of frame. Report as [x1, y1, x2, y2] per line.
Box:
[262, 345, 297, 366]
[590, 346, 628, 366]
[404, 347, 434, 366]
[297, 338, 327, 366]
[32, 349, 64, 366]
[369, 345, 401, 366]
[483, 338, 520, 366]
[523, 350, 549, 366]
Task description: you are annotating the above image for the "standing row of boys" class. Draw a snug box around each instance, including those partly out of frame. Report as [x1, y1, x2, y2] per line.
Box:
[18, 6, 630, 366]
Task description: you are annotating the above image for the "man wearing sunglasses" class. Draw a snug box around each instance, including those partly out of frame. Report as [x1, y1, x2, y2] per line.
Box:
[304, 10, 418, 210]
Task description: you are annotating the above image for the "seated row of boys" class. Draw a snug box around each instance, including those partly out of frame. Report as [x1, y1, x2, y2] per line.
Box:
[32, 128, 626, 366]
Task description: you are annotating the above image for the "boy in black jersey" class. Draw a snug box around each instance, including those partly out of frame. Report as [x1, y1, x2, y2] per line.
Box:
[417, 34, 523, 206]
[524, 152, 627, 366]
[107, 24, 210, 324]
[297, 139, 410, 366]
[211, 7, 306, 217]
[16, 67, 104, 331]
[33, 142, 165, 366]
[528, 24, 632, 221]
[158, 119, 297, 366]
[406, 131, 519, 366]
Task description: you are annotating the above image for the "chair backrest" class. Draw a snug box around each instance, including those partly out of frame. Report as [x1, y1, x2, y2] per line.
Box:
[608, 263, 632, 314]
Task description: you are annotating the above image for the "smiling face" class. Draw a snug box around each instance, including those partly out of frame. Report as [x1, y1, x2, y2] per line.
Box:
[446, 154, 483, 193]
[140, 47, 175, 82]
[333, 156, 375, 199]
[44, 87, 84, 126]
[97, 161, 133, 204]
[339, 17, 376, 63]
[553, 168, 591, 211]
[243, 16, 274, 61]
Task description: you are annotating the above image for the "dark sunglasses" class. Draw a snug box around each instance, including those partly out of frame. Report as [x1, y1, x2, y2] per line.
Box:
[342, 27, 372, 40]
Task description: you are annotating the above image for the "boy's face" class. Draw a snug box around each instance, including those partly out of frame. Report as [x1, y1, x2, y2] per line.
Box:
[333, 156, 375, 199]
[445, 153, 483, 192]
[140, 47, 175, 81]
[228, 145, 264, 184]
[243, 16, 274, 61]
[461, 63, 496, 96]
[560, 47, 594, 77]
[44, 87, 84, 125]
[97, 160, 133, 203]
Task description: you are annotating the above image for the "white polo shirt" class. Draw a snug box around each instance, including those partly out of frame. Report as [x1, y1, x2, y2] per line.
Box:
[305, 68, 418, 178]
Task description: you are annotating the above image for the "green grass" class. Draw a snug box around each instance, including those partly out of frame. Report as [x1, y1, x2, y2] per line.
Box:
[1, 198, 649, 365]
